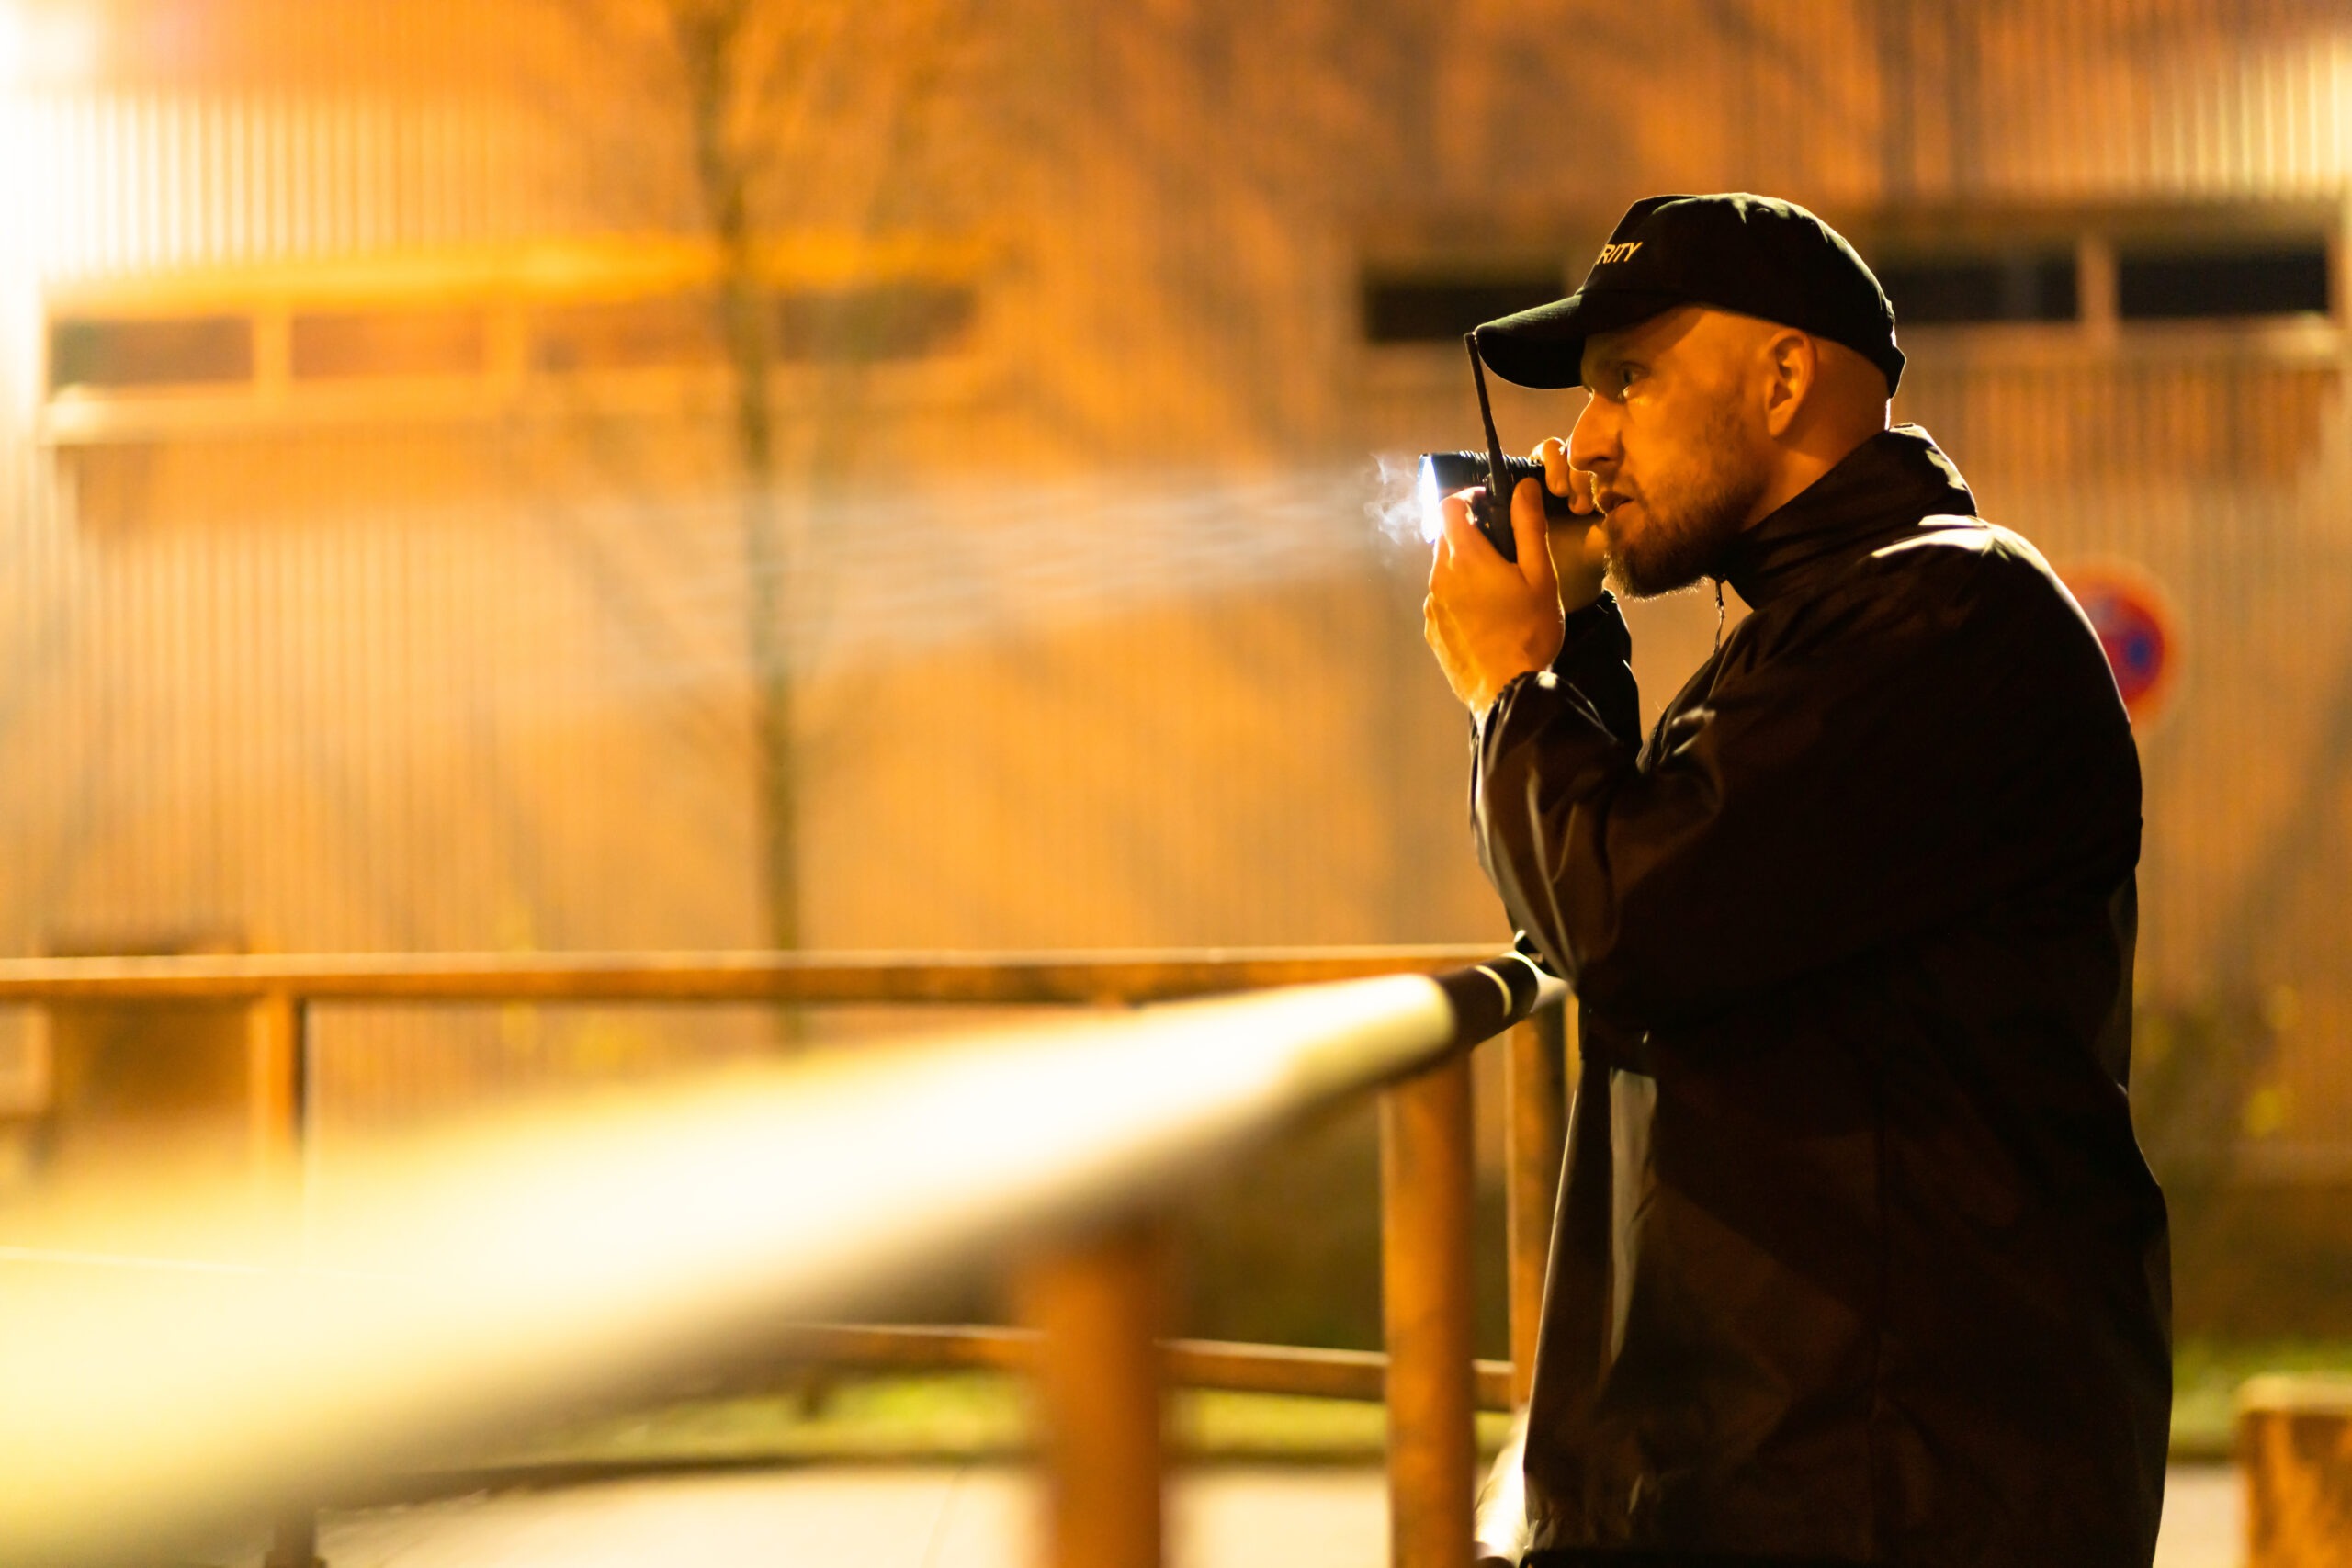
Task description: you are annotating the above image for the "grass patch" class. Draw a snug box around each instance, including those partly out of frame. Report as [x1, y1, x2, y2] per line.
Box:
[1175, 1390, 1518, 1461]
[478, 1373, 1518, 1470]
[468, 1341, 2352, 1472]
[2172, 1338, 2352, 1458]
[492, 1374, 1031, 1466]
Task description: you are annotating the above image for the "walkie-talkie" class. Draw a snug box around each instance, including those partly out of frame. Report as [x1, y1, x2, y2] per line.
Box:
[1467, 333, 1518, 561]
[1413, 333, 1576, 564]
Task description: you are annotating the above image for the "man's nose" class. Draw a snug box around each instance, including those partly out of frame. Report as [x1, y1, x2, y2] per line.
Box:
[1567, 395, 1617, 477]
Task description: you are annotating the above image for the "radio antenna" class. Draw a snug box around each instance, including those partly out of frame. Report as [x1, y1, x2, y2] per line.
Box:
[1465, 333, 1512, 521]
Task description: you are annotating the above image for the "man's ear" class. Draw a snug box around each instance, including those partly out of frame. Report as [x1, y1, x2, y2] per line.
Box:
[1761, 330, 1818, 439]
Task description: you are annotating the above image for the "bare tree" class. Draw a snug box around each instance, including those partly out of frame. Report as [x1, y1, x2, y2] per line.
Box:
[671, 0, 804, 952]
[536, 0, 977, 955]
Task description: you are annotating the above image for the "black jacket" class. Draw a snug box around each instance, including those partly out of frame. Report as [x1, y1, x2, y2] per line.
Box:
[1476, 427, 2171, 1568]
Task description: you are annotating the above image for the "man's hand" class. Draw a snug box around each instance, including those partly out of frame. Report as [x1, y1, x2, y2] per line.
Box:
[1537, 435, 1609, 613]
[1424, 475, 1566, 714]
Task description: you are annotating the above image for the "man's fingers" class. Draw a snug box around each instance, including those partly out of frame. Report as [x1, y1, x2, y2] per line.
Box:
[1536, 437, 1572, 498]
[1569, 466, 1600, 516]
[1425, 480, 1566, 711]
[1436, 488, 1490, 561]
[1510, 479, 1558, 594]
[1536, 438, 1603, 516]
[1579, 520, 1610, 568]
[1422, 593, 1463, 672]
[1428, 498, 1485, 604]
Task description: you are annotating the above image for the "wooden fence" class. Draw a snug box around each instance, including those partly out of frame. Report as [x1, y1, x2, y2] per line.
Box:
[0, 945, 1573, 1568]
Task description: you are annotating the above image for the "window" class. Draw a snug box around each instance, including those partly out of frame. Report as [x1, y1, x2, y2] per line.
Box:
[533, 296, 723, 373]
[529, 287, 977, 370]
[774, 284, 976, 362]
[49, 314, 254, 391]
[2117, 246, 2330, 320]
[1877, 254, 2077, 326]
[40, 254, 986, 440]
[290, 307, 487, 378]
[1362, 275, 1564, 344]
[1859, 202, 2338, 343]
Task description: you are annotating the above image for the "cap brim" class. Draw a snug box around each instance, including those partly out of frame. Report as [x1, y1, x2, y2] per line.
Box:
[1473, 289, 1689, 389]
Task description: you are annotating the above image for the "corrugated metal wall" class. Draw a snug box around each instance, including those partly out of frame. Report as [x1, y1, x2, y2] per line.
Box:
[25, 93, 536, 276]
[2, 0, 2349, 1168]
[1892, 349, 2352, 1173]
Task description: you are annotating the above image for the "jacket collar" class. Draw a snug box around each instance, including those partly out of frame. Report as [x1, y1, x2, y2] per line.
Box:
[1715, 424, 1975, 610]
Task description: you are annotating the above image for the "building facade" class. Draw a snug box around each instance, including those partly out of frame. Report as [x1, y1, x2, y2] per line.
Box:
[0, 2, 2347, 1262]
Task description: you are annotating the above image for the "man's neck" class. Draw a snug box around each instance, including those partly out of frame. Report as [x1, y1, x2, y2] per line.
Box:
[1740, 411, 1893, 527]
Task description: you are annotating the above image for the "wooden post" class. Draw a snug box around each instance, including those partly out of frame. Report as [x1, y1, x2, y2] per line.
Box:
[260, 1505, 322, 1568]
[245, 989, 305, 1190]
[1502, 1009, 1568, 1407]
[250, 990, 322, 1567]
[2242, 1375, 2352, 1568]
[1018, 1221, 1166, 1568]
[1383, 1054, 1476, 1568]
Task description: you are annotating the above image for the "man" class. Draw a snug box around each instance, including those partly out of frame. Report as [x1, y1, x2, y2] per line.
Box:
[1423, 194, 2171, 1568]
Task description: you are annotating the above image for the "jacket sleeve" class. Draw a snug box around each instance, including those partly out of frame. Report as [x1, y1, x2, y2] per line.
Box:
[1473, 545, 2138, 1026]
[1554, 590, 1644, 749]
[1471, 592, 1643, 897]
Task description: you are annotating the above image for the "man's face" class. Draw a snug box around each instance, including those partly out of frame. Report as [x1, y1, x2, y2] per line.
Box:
[1567, 307, 1775, 598]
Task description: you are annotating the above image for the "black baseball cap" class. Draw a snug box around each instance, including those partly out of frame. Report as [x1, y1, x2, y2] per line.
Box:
[1472, 193, 1905, 395]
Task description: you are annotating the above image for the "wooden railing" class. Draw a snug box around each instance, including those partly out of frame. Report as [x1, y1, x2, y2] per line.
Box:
[0, 947, 1573, 1568]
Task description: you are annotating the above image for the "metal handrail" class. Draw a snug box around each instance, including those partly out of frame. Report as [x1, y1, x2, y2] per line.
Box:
[0, 944, 1504, 1003]
[0, 950, 1565, 1568]
[773, 1322, 1520, 1412]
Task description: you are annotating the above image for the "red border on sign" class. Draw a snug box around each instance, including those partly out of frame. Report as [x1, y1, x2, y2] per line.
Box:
[2058, 557, 2181, 729]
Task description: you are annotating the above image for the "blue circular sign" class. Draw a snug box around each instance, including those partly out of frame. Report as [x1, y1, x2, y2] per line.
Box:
[2064, 563, 2178, 724]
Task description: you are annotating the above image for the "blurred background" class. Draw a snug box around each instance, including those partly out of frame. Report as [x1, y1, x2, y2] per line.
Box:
[0, 0, 2346, 1407]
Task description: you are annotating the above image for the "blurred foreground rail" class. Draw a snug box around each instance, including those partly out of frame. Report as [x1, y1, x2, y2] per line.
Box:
[0, 944, 1504, 1002]
[776, 1323, 1518, 1411]
[0, 946, 1571, 1568]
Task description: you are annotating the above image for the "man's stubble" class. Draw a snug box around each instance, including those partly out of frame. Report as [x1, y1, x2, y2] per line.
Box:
[1601, 398, 1768, 600]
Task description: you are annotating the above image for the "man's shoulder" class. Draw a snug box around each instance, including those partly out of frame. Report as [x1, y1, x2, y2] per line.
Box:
[1870, 513, 2054, 584]
[1847, 512, 2084, 631]
[1724, 511, 2109, 696]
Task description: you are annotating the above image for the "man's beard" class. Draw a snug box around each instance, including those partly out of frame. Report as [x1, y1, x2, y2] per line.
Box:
[1600, 410, 1768, 599]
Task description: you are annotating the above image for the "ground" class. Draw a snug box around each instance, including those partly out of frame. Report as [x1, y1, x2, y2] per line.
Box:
[180, 1362, 2313, 1566]
[246, 1462, 2238, 1568]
